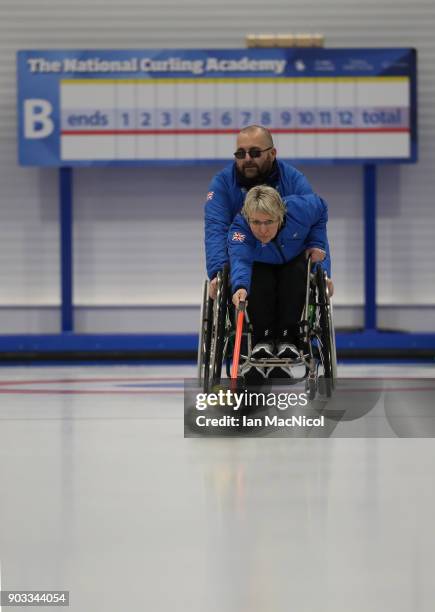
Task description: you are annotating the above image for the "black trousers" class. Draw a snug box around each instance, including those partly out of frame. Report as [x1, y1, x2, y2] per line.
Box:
[248, 252, 307, 345]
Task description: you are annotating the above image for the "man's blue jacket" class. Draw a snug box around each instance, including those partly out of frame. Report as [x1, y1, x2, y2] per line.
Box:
[228, 194, 330, 293]
[204, 160, 313, 280]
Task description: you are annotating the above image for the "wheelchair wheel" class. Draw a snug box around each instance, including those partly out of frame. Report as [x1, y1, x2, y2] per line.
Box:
[207, 266, 230, 392]
[197, 280, 213, 390]
[315, 266, 337, 396]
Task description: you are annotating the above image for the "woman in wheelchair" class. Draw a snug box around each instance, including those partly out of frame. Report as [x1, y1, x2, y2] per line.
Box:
[228, 185, 331, 365]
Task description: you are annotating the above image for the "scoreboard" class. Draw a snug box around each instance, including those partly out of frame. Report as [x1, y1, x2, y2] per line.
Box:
[17, 48, 417, 166]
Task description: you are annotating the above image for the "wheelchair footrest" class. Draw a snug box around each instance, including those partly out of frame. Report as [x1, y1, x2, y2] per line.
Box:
[248, 356, 305, 367]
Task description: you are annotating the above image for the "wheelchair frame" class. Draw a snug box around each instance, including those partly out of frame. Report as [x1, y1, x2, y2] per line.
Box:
[197, 259, 337, 399]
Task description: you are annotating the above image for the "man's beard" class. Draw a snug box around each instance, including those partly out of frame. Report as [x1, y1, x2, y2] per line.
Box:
[236, 160, 276, 188]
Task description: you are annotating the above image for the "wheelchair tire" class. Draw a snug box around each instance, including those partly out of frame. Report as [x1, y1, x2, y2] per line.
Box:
[306, 377, 317, 401]
[207, 266, 229, 392]
[197, 280, 213, 390]
[315, 266, 337, 396]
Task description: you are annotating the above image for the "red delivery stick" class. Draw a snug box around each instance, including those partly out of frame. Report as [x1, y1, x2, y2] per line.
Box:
[231, 301, 246, 380]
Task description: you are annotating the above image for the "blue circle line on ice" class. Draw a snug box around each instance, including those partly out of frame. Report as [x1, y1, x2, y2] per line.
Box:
[0, 376, 185, 394]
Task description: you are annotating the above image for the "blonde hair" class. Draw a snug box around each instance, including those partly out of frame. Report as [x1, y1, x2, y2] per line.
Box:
[242, 185, 286, 225]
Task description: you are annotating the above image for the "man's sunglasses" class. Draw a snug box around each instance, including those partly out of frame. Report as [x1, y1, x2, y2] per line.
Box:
[233, 146, 273, 159]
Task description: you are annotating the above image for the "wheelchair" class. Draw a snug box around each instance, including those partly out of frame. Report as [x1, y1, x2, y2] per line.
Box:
[197, 258, 337, 400]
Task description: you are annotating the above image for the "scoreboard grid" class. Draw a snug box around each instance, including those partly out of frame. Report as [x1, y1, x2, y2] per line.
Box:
[59, 75, 411, 161]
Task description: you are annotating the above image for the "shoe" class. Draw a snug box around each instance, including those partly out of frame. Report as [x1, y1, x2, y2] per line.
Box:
[251, 341, 275, 359]
[276, 342, 300, 360]
[244, 366, 269, 386]
[269, 366, 295, 381]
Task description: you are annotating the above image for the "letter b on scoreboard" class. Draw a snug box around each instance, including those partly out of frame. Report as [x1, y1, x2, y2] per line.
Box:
[24, 99, 54, 139]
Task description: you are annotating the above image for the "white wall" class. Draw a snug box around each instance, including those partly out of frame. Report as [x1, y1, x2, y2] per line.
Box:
[0, 0, 434, 333]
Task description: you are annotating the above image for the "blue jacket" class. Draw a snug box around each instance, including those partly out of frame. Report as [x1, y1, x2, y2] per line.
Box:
[204, 160, 313, 280]
[228, 194, 330, 293]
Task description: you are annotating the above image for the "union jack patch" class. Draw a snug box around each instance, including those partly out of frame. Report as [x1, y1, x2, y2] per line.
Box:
[206, 191, 214, 200]
[232, 232, 246, 242]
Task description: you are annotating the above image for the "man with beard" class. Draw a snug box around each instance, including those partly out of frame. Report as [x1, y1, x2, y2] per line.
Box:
[204, 125, 315, 299]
